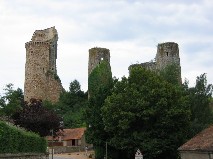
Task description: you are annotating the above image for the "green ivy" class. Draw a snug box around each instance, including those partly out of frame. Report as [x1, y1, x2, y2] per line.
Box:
[88, 60, 113, 97]
[87, 60, 113, 159]
[46, 70, 61, 82]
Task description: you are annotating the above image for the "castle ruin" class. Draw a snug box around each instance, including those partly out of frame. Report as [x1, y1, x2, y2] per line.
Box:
[24, 27, 63, 103]
[88, 47, 110, 75]
[129, 42, 181, 82]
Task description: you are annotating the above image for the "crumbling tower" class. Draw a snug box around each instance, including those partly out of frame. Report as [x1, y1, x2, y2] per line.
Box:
[156, 42, 181, 82]
[155, 42, 180, 70]
[88, 47, 111, 98]
[129, 42, 181, 83]
[88, 47, 110, 75]
[24, 27, 63, 103]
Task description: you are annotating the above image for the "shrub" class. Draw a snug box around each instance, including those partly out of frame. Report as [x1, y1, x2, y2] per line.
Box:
[0, 121, 47, 153]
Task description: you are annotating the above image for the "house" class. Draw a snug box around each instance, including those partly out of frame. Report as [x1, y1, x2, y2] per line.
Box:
[178, 125, 213, 159]
[47, 127, 88, 151]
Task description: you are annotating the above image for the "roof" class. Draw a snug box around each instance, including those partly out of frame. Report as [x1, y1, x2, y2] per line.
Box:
[178, 125, 213, 152]
[46, 127, 86, 141]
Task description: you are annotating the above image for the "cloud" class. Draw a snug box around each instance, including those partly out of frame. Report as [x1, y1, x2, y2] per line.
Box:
[0, 0, 212, 94]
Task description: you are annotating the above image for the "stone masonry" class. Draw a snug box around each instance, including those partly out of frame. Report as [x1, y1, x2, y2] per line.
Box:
[24, 27, 63, 103]
[129, 42, 181, 82]
[88, 47, 110, 75]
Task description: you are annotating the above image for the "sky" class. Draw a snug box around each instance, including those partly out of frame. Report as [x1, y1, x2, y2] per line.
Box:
[0, 0, 213, 94]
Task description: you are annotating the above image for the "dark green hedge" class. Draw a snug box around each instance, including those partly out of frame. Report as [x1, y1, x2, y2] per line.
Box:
[0, 121, 47, 153]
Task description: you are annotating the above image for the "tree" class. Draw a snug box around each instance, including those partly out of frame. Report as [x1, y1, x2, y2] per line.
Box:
[186, 73, 213, 137]
[56, 80, 88, 128]
[0, 84, 24, 117]
[69, 79, 81, 94]
[12, 98, 62, 137]
[101, 66, 190, 159]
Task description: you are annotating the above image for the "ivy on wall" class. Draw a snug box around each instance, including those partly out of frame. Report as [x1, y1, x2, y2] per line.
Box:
[88, 60, 113, 97]
[87, 60, 113, 159]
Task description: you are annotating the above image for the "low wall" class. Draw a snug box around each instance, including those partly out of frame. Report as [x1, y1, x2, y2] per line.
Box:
[49, 146, 85, 154]
[0, 153, 48, 159]
[179, 150, 213, 159]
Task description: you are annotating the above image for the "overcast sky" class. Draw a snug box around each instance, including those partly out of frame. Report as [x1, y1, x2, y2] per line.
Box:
[0, 0, 212, 94]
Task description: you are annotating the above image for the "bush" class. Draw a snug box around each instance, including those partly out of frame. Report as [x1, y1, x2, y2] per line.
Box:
[0, 121, 47, 153]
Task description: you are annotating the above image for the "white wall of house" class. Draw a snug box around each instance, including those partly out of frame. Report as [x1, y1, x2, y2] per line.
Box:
[180, 151, 213, 159]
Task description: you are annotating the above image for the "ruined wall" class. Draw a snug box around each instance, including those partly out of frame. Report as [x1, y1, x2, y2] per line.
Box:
[88, 47, 110, 75]
[129, 42, 181, 82]
[24, 27, 63, 103]
[129, 62, 156, 72]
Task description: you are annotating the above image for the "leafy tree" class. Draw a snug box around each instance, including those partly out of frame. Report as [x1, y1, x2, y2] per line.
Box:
[56, 80, 88, 128]
[0, 84, 24, 117]
[186, 73, 213, 137]
[12, 98, 62, 137]
[159, 64, 213, 138]
[101, 66, 190, 159]
[69, 79, 82, 94]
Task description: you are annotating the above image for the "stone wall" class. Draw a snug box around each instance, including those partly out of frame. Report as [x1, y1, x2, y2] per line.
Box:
[0, 153, 48, 159]
[24, 27, 63, 103]
[49, 146, 83, 154]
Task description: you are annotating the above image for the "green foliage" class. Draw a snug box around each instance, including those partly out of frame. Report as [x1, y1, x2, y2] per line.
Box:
[160, 64, 181, 85]
[46, 70, 61, 82]
[0, 120, 47, 153]
[186, 73, 213, 137]
[0, 84, 24, 117]
[56, 80, 88, 128]
[88, 60, 113, 97]
[69, 79, 81, 94]
[12, 98, 62, 137]
[101, 66, 190, 159]
[86, 60, 113, 159]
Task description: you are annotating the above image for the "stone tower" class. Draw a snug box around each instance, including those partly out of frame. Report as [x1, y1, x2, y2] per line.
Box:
[88, 47, 110, 75]
[24, 27, 63, 103]
[155, 42, 180, 70]
[88, 47, 111, 98]
[129, 42, 181, 83]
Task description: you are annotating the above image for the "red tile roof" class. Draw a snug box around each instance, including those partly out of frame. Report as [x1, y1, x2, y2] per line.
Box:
[46, 127, 86, 141]
[178, 125, 213, 151]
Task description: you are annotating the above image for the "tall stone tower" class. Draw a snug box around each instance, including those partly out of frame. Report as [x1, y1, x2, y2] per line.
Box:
[88, 47, 110, 75]
[24, 27, 63, 103]
[155, 42, 180, 70]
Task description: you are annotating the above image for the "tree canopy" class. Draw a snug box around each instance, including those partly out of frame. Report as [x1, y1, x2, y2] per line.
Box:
[102, 66, 191, 159]
[56, 79, 88, 128]
[0, 83, 24, 117]
[185, 73, 213, 137]
[12, 98, 62, 137]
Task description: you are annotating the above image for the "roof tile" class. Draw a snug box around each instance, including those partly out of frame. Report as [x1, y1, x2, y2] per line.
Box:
[178, 125, 213, 151]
